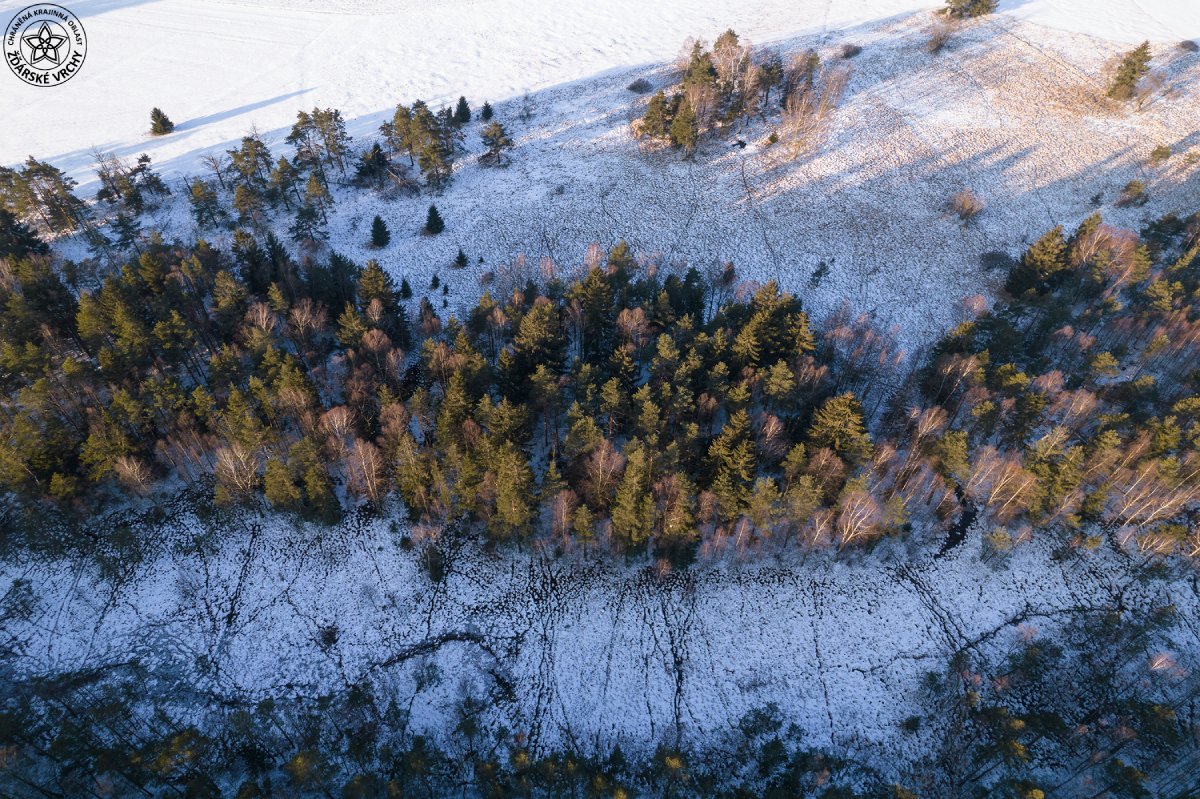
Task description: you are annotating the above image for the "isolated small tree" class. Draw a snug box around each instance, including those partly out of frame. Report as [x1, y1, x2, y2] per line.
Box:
[430, 274, 440, 290]
[453, 96, 471, 126]
[670, 98, 699, 156]
[1108, 41, 1151, 101]
[424, 204, 445, 235]
[480, 101, 494, 121]
[480, 121, 514, 164]
[1117, 179, 1148, 207]
[454, 248, 468, 269]
[400, 278, 413, 299]
[371, 215, 390, 247]
[150, 108, 175, 135]
[1149, 144, 1171, 164]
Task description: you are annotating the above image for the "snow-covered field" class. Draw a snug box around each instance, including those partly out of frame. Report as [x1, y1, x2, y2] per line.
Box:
[5, 501, 1196, 763]
[5, 0, 1200, 774]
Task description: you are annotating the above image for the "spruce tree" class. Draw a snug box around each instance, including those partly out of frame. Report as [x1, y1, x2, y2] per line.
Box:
[611, 446, 653, 549]
[454, 96, 471, 126]
[807, 393, 873, 463]
[1108, 41, 1151, 100]
[425, 204, 445, 235]
[358, 259, 398, 312]
[371, 215, 390, 248]
[669, 98, 699, 156]
[264, 458, 302, 510]
[400, 277, 413, 299]
[150, 108, 175, 135]
[454, 248, 469, 269]
[1005, 225, 1067, 296]
[0, 208, 48, 260]
[480, 101, 494, 121]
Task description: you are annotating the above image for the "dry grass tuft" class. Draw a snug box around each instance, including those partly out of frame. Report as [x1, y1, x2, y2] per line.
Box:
[951, 189, 985, 221]
[927, 16, 958, 54]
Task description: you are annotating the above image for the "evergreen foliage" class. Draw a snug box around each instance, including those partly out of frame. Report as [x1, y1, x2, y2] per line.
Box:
[1108, 41, 1152, 100]
[1004, 225, 1067, 296]
[946, 0, 998, 17]
[640, 90, 671, 139]
[425, 204, 445, 235]
[370, 214, 390, 248]
[453, 95, 471, 126]
[480, 121, 514, 164]
[149, 107, 175, 135]
[480, 100, 494, 121]
[669, 98, 699, 155]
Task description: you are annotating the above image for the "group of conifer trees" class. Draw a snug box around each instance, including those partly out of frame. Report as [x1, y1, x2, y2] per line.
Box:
[638, 29, 849, 158]
[3, 190, 1200, 568]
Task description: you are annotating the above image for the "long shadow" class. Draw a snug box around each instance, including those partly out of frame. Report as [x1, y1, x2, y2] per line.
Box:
[25, 0, 166, 20]
[174, 89, 312, 133]
[26, 6, 1200, 269]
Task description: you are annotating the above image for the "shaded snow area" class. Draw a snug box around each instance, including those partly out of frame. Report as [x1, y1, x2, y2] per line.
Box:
[13, 11, 1200, 349]
[3, 502, 1198, 767]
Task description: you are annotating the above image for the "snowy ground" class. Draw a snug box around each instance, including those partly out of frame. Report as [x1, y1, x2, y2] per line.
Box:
[19, 8, 1200, 347]
[4, 500, 1196, 764]
[5, 0, 1200, 768]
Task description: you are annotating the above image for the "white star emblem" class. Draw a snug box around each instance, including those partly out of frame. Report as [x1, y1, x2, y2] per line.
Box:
[23, 22, 67, 66]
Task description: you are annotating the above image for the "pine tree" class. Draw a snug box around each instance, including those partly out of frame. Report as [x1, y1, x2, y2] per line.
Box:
[289, 203, 323, 242]
[150, 108, 175, 135]
[424, 204, 445, 235]
[480, 122, 514, 165]
[1108, 41, 1152, 101]
[304, 173, 330, 222]
[187, 179, 223, 228]
[233, 184, 265, 224]
[0, 208, 48, 260]
[400, 277, 413, 299]
[641, 90, 671, 139]
[354, 142, 390, 188]
[111, 213, 142, 254]
[489, 441, 535, 542]
[337, 302, 370, 348]
[371, 215, 390, 248]
[418, 141, 454, 189]
[480, 101, 494, 121]
[268, 156, 301, 209]
[453, 96, 471, 126]
[669, 98, 699, 156]
[454, 248, 468, 269]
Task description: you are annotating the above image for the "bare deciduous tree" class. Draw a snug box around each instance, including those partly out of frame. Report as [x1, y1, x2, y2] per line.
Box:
[778, 63, 850, 159]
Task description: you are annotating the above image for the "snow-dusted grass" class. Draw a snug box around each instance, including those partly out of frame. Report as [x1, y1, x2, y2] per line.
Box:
[4, 496, 1196, 766]
[41, 12, 1200, 351]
